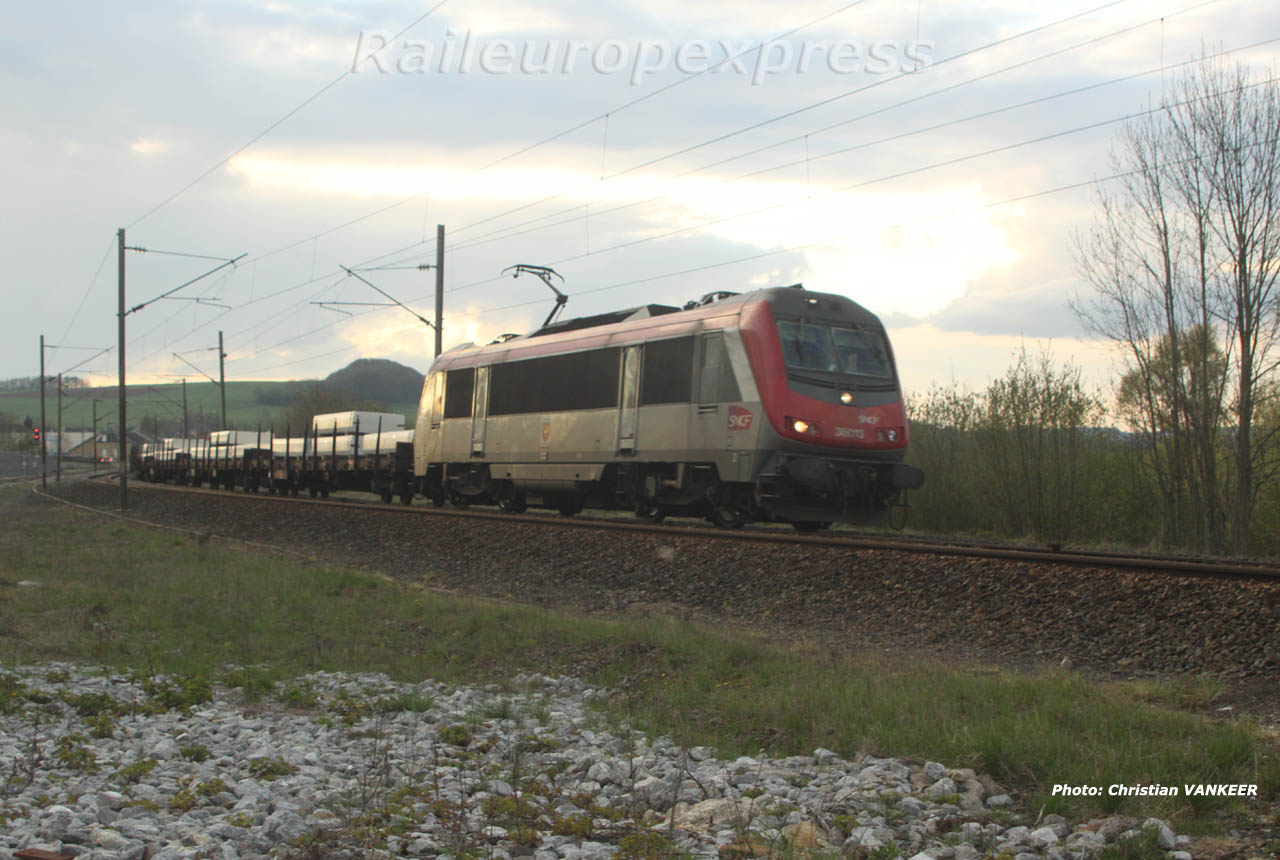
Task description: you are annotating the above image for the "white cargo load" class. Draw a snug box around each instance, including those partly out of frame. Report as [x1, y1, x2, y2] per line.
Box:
[271, 437, 307, 456]
[210, 430, 272, 446]
[308, 434, 360, 457]
[310, 411, 405, 436]
[360, 429, 414, 451]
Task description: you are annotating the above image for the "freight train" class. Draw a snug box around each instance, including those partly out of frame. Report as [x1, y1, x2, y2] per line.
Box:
[132, 285, 922, 532]
[413, 284, 922, 531]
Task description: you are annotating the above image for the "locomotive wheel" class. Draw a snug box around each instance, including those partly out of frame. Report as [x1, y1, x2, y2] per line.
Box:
[291, 487, 300, 497]
[497, 487, 527, 513]
[791, 521, 831, 534]
[634, 503, 665, 523]
[399, 489, 413, 506]
[309, 486, 319, 498]
[709, 507, 745, 529]
[321, 488, 330, 499]
[380, 488, 393, 504]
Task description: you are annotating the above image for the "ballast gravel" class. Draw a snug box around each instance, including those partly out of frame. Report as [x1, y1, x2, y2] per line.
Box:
[0, 665, 1191, 860]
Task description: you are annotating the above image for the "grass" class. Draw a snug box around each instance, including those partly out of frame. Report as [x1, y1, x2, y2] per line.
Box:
[1, 486, 1277, 828]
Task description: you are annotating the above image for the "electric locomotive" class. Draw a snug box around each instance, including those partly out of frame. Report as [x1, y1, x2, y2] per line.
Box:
[412, 284, 923, 530]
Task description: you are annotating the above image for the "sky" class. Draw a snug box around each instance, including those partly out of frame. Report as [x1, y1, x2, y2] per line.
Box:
[2, 0, 1278, 405]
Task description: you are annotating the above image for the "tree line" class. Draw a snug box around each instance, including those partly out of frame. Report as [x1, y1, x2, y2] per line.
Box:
[909, 56, 1280, 557]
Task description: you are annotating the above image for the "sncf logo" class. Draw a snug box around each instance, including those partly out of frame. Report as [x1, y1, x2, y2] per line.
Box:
[728, 406, 754, 431]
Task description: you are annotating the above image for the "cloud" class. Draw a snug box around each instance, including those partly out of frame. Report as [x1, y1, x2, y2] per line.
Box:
[131, 138, 170, 156]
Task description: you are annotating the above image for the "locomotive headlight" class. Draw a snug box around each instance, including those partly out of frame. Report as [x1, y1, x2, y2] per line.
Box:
[788, 417, 819, 436]
[877, 427, 901, 443]
[840, 391, 853, 404]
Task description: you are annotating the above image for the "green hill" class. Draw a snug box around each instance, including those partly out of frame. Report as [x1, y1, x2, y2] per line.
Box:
[325, 358, 425, 404]
[0, 358, 425, 437]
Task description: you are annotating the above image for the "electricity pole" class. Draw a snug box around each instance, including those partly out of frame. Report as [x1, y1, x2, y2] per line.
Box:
[182, 378, 189, 438]
[56, 373, 62, 482]
[118, 227, 127, 510]
[219, 331, 227, 429]
[118, 235, 243, 509]
[92, 399, 100, 474]
[38, 335, 47, 490]
[435, 224, 444, 357]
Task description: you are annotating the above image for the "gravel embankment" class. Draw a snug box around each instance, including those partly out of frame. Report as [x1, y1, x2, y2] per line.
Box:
[0, 665, 1196, 860]
[35, 480, 1280, 723]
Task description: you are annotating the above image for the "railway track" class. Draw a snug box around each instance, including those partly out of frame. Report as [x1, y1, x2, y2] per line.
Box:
[79, 473, 1280, 584]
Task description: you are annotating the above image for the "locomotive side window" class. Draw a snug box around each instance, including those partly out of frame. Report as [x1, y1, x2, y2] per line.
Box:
[639, 336, 694, 405]
[489, 347, 621, 414]
[443, 368, 475, 419]
[697, 332, 741, 403]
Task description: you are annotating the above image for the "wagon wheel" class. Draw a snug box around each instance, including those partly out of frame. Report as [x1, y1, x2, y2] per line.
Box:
[380, 488, 394, 504]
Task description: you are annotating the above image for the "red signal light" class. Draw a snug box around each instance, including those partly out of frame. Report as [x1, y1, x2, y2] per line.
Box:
[32, 427, 40, 442]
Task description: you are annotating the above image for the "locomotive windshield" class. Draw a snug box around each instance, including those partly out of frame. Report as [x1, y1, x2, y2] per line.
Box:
[777, 321, 892, 378]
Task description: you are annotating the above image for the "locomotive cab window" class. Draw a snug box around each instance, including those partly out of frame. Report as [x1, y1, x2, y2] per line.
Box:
[778, 321, 892, 379]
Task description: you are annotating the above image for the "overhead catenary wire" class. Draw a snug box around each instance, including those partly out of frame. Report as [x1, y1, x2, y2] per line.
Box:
[233, 0, 882, 271]
[442, 15, 1256, 262]
[104, 0, 1254, 383]
[332, 0, 1178, 285]
[441, 0, 1145, 241]
[111, 0, 1149, 373]
[243, 128, 1280, 377]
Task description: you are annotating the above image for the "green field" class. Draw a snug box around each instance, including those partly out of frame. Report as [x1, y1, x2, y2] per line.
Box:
[0, 380, 417, 435]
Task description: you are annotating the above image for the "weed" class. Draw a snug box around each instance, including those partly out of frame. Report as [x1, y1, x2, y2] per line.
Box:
[66, 691, 118, 717]
[86, 713, 115, 739]
[482, 698, 514, 720]
[618, 830, 681, 860]
[0, 674, 28, 715]
[278, 682, 321, 710]
[438, 724, 474, 747]
[1099, 829, 1166, 860]
[179, 744, 212, 763]
[170, 776, 229, 812]
[54, 734, 97, 773]
[115, 757, 159, 784]
[248, 757, 298, 781]
[551, 813, 594, 837]
[141, 675, 212, 711]
[377, 690, 434, 714]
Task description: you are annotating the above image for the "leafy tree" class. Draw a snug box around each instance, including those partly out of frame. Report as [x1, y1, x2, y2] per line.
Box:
[1074, 54, 1280, 553]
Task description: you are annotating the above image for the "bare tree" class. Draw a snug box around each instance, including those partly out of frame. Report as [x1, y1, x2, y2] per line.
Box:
[1074, 55, 1280, 553]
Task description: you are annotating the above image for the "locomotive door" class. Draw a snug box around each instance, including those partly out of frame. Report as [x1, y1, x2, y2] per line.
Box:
[690, 332, 739, 457]
[617, 346, 640, 453]
[470, 366, 489, 457]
